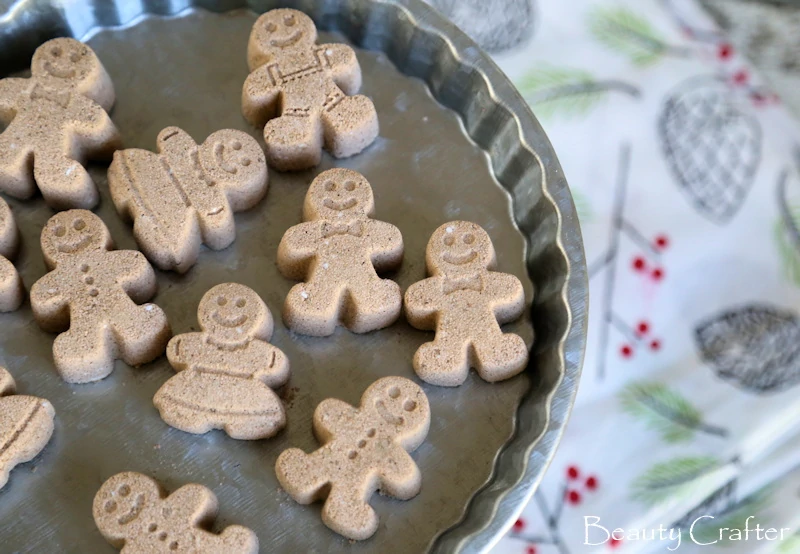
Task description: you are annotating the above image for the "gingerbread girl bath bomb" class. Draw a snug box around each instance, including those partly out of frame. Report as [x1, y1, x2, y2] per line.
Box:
[277, 168, 403, 336]
[404, 221, 529, 386]
[0, 367, 55, 491]
[94, 471, 258, 553]
[276, 376, 430, 540]
[0, 197, 24, 312]
[0, 38, 120, 209]
[154, 283, 290, 440]
[30, 210, 171, 384]
[108, 127, 268, 273]
[242, 8, 379, 171]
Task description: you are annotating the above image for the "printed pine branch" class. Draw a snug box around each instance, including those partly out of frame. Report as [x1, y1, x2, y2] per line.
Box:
[620, 381, 728, 442]
[688, 489, 770, 546]
[516, 66, 640, 119]
[775, 168, 800, 286]
[631, 456, 720, 507]
[588, 6, 691, 66]
[572, 188, 593, 223]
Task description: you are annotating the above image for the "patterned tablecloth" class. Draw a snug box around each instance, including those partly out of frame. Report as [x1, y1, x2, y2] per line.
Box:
[425, 0, 800, 552]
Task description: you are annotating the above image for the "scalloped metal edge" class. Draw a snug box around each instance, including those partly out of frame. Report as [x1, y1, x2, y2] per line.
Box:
[0, 1, 588, 551]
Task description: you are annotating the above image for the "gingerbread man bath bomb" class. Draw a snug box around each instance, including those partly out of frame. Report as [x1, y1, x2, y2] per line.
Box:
[30, 210, 171, 384]
[0, 197, 24, 312]
[0, 367, 55, 491]
[108, 127, 268, 273]
[276, 376, 430, 540]
[404, 221, 529, 386]
[277, 168, 403, 336]
[93, 471, 259, 553]
[154, 283, 290, 440]
[0, 38, 120, 209]
[242, 8, 379, 171]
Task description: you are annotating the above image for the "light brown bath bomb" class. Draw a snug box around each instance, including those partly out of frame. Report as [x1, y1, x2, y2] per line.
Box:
[108, 127, 268, 273]
[93, 471, 259, 553]
[30, 210, 171, 384]
[0, 38, 120, 209]
[242, 8, 379, 171]
[0, 197, 23, 312]
[276, 376, 430, 540]
[0, 366, 55, 490]
[154, 283, 290, 440]
[277, 168, 403, 336]
[404, 221, 529, 386]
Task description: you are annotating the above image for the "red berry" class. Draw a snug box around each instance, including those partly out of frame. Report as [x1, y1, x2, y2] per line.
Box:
[636, 321, 649, 335]
[733, 69, 749, 85]
[620, 345, 633, 358]
[567, 465, 580, 480]
[632, 257, 646, 271]
[654, 234, 669, 249]
[567, 490, 581, 504]
[586, 476, 598, 490]
[650, 339, 661, 351]
[652, 268, 664, 281]
[610, 537, 623, 549]
[717, 43, 732, 60]
[526, 546, 537, 554]
[513, 519, 525, 532]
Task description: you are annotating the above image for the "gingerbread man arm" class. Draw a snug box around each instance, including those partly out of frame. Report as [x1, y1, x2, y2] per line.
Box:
[242, 64, 281, 128]
[69, 94, 121, 156]
[165, 483, 219, 525]
[166, 333, 205, 372]
[319, 44, 361, 95]
[403, 278, 441, 330]
[252, 343, 291, 388]
[30, 272, 69, 332]
[379, 448, 422, 500]
[277, 222, 322, 281]
[105, 250, 158, 304]
[485, 272, 526, 324]
[0, 78, 27, 123]
[365, 220, 403, 273]
[312, 398, 359, 443]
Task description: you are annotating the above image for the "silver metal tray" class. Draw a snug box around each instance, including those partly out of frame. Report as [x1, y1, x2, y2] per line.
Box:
[0, 1, 587, 552]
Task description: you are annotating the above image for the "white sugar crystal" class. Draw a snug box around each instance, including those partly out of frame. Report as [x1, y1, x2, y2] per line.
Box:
[300, 291, 309, 300]
[322, 263, 329, 269]
[446, 226, 454, 233]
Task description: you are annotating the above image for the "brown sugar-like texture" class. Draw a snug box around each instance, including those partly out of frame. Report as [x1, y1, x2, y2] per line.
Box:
[154, 283, 290, 440]
[0, 366, 55, 491]
[0, 38, 121, 209]
[242, 8, 378, 171]
[93, 471, 259, 553]
[108, 127, 268, 273]
[276, 376, 430, 541]
[0, 197, 23, 312]
[29, 210, 171, 384]
[404, 221, 530, 386]
[277, 168, 403, 336]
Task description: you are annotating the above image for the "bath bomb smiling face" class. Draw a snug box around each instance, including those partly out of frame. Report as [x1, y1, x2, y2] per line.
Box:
[41, 210, 111, 266]
[304, 169, 374, 221]
[426, 221, 495, 276]
[250, 8, 317, 64]
[198, 283, 269, 343]
[94, 472, 160, 539]
[198, 131, 265, 192]
[364, 377, 429, 439]
[31, 38, 100, 86]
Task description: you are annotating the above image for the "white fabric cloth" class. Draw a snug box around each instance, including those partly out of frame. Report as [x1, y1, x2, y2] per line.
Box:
[427, 0, 800, 552]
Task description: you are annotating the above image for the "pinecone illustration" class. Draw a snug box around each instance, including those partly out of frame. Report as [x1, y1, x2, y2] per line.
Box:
[659, 77, 761, 224]
[426, 0, 535, 53]
[695, 304, 800, 393]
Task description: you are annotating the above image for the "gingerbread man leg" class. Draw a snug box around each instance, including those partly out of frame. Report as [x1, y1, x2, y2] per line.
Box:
[413, 335, 470, 387]
[320, 86, 378, 159]
[0, 257, 23, 313]
[0, 126, 36, 199]
[33, 140, 98, 209]
[344, 277, 401, 333]
[109, 303, 170, 367]
[284, 279, 345, 336]
[53, 314, 115, 383]
[263, 112, 323, 171]
[322, 484, 379, 541]
[471, 325, 528, 383]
